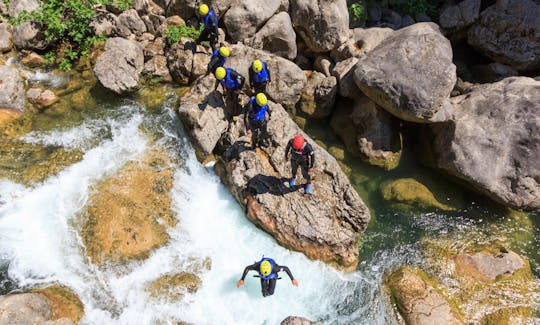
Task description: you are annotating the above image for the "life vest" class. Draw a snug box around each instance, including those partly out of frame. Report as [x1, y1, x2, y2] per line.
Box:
[252, 62, 269, 83]
[204, 9, 218, 31]
[257, 257, 277, 280]
[248, 98, 268, 121]
[211, 49, 226, 68]
[221, 68, 240, 90]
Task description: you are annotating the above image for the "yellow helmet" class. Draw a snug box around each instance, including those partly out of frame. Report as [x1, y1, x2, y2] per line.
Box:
[219, 46, 230, 57]
[199, 4, 209, 16]
[260, 260, 272, 276]
[215, 67, 226, 80]
[252, 59, 263, 73]
[255, 93, 267, 106]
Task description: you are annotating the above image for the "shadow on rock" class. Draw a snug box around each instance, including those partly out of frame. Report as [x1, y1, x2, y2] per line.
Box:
[247, 174, 298, 196]
[198, 90, 224, 111]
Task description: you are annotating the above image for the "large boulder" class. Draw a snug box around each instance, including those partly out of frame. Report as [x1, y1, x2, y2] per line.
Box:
[94, 37, 144, 94]
[467, 0, 540, 71]
[289, 0, 349, 52]
[354, 23, 456, 123]
[0, 22, 12, 52]
[428, 77, 540, 210]
[8, 0, 40, 17]
[166, 37, 211, 85]
[332, 57, 359, 99]
[166, 0, 231, 19]
[245, 12, 297, 60]
[227, 43, 306, 108]
[299, 71, 337, 119]
[223, 0, 282, 43]
[0, 66, 25, 112]
[330, 27, 393, 62]
[90, 12, 119, 37]
[386, 267, 464, 325]
[179, 77, 370, 269]
[116, 9, 147, 38]
[454, 248, 526, 282]
[439, 0, 480, 34]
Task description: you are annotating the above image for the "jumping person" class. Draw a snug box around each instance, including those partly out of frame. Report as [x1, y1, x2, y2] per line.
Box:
[249, 59, 271, 94]
[236, 257, 298, 297]
[285, 134, 315, 194]
[244, 93, 272, 149]
[207, 46, 230, 75]
[214, 66, 245, 121]
[198, 4, 219, 51]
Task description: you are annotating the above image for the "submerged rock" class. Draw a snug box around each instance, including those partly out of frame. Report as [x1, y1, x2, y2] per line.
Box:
[381, 178, 455, 211]
[81, 148, 176, 266]
[454, 248, 526, 282]
[27, 88, 59, 109]
[146, 272, 201, 300]
[281, 316, 322, 325]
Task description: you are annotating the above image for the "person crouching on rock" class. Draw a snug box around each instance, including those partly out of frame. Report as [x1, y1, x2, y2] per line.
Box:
[198, 4, 219, 51]
[236, 256, 298, 297]
[249, 59, 271, 95]
[244, 93, 272, 149]
[206, 46, 230, 76]
[214, 66, 245, 122]
[285, 134, 315, 194]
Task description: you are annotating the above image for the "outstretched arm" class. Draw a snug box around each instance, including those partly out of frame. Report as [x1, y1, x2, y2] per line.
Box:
[275, 264, 298, 287]
[284, 140, 292, 160]
[237, 263, 258, 288]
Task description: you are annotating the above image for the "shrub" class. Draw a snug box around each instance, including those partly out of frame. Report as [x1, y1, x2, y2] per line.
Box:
[164, 24, 204, 46]
[349, 2, 367, 23]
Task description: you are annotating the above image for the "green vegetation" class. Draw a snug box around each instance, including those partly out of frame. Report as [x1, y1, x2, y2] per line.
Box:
[111, 0, 133, 11]
[351, 0, 440, 20]
[348, 2, 367, 24]
[164, 24, 204, 46]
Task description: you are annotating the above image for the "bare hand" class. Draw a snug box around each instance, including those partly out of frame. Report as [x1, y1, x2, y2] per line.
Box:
[292, 279, 299, 287]
[246, 129, 251, 134]
[308, 168, 314, 173]
[236, 279, 244, 288]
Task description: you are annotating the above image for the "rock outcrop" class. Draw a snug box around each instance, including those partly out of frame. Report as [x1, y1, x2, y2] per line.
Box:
[0, 66, 25, 112]
[299, 71, 337, 119]
[245, 12, 297, 60]
[94, 37, 144, 94]
[439, 0, 480, 34]
[428, 77, 540, 210]
[146, 272, 201, 300]
[116, 9, 147, 38]
[0, 22, 12, 53]
[386, 266, 463, 325]
[179, 77, 370, 269]
[223, 0, 282, 43]
[166, 37, 210, 85]
[354, 23, 456, 123]
[468, 0, 540, 71]
[454, 248, 526, 281]
[281, 316, 322, 325]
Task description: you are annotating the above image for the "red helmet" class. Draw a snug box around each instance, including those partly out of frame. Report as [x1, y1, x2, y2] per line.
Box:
[292, 134, 305, 150]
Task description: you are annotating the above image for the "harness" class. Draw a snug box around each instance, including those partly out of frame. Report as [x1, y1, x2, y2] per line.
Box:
[248, 98, 268, 121]
[253, 62, 269, 83]
[204, 10, 218, 31]
[221, 69, 240, 90]
[257, 257, 277, 280]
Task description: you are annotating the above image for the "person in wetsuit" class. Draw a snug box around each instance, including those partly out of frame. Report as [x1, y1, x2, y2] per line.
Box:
[198, 4, 219, 51]
[214, 66, 245, 121]
[285, 134, 315, 194]
[236, 257, 298, 297]
[248, 59, 271, 95]
[206, 46, 230, 75]
[244, 93, 272, 149]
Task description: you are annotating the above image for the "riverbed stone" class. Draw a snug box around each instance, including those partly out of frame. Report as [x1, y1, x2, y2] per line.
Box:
[224, 0, 282, 43]
[428, 77, 540, 210]
[454, 248, 526, 281]
[0, 23, 12, 53]
[467, 0, 540, 71]
[281, 316, 322, 325]
[27, 88, 59, 109]
[20, 51, 46, 67]
[146, 272, 201, 300]
[245, 12, 297, 60]
[381, 178, 454, 211]
[289, 0, 349, 52]
[142, 55, 172, 82]
[94, 37, 144, 94]
[0, 65, 25, 112]
[299, 71, 337, 119]
[81, 148, 176, 266]
[354, 23, 456, 123]
[386, 266, 464, 325]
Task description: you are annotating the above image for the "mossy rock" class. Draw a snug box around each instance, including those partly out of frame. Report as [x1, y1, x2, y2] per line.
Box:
[328, 146, 345, 161]
[381, 178, 455, 211]
[81, 148, 176, 266]
[480, 306, 534, 325]
[146, 272, 201, 300]
[365, 147, 401, 171]
[136, 86, 171, 112]
[293, 116, 307, 129]
[33, 285, 84, 323]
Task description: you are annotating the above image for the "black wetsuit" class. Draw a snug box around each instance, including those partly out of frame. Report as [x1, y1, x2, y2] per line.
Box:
[240, 261, 295, 297]
[214, 68, 245, 120]
[248, 63, 271, 94]
[199, 9, 219, 51]
[244, 98, 272, 149]
[285, 140, 315, 184]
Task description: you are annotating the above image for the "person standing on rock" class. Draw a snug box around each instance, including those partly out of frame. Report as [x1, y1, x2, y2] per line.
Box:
[244, 93, 272, 149]
[236, 256, 298, 297]
[285, 134, 315, 194]
[198, 4, 219, 51]
[214, 66, 245, 122]
[206, 46, 230, 75]
[249, 59, 271, 95]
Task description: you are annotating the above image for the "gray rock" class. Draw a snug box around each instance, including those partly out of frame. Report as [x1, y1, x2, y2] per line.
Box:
[0, 1, 7, 16]
[299, 71, 337, 119]
[429, 77, 540, 210]
[167, 0, 231, 19]
[12, 21, 50, 51]
[367, 2, 382, 23]
[133, 0, 164, 16]
[94, 37, 144, 94]
[439, 0, 480, 32]
[331, 96, 401, 169]
[116, 9, 147, 37]
[26, 88, 58, 109]
[142, 55, 172, 82]
[143, 37, 165, 60]
[90, 12, 118, 37]
[415, 12, 431, 22]
[467, 0, 540, 71]
[401, 15, 415, 27]
[166, 37, 211, 85]
[313, 55, 333, 77]
[8, 0, 39, 17]
[332, 57, 360, 98]
[0, 65, 25, 112]
[245, 12, 297, 60]
[354, 23, 456, 123]
[454, 248, 526, 281]
[0, 22, 12, 53]
[281, 316, 322, 325]
[0, 293, 54, 324]
[227, 43, 306, 108]
[224, 0, 282, 43]
[331, 27, 393, 62]
[290, 0, 349, 52]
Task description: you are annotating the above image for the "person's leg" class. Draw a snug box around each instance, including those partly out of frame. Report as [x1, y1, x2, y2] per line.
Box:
[267, 278, 277, 296]
[260, 279, 270, 297]
[301, 162, 311, 184]
[260, 120, 269, 147]
[290, 160, 299, 186]
[209, 31, 218, 51]
[198, 28, 209, 43]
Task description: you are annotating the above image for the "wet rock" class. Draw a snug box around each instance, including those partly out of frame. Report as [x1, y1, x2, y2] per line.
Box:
[0, 23, 12, 53]
[313, 56, 333, 77]
[0, 65, 25, 112]
[94, 37, 144, 94]
[332, 57, 359, 99]
[117, 9, 147, 38]
[439, 0, 480, 33]
[299, 71, 337, 119]
[146, 272, 201, 299]
[224, 0, 282, 43]
[90, 12, 119, 37]
[0, 109, 22, 127]
[245, 12, 297, 60]
[429, 77, 540, 210]
[166, 37, 211, 85]
[381, 178, 454, 211]
[290, 0, 349, 52]
[81, 148, 176, 266]
[454, 248, 526, 281]
[471, 62, 518, 83]
[386, 266, 464, 325]
[354, 23, 456, 123]
[227, 43, 306, 108]
[331, 96, 401, 170]
[281, 316, 322, 325]
[20, 51, 46, 67]
[27, 88, 59, 109]
[143, 55, 172, 82]
[35, 286, 84, 323]
[468, 0, 540, 71]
